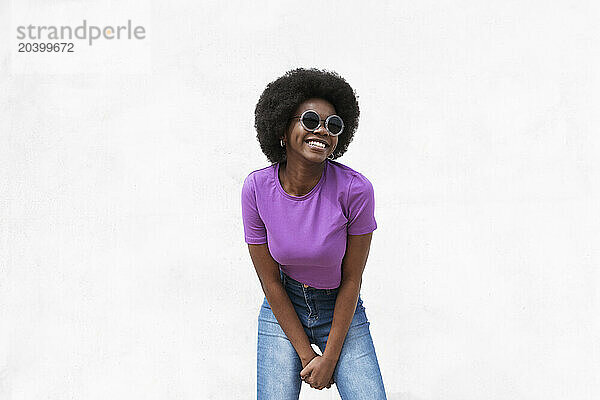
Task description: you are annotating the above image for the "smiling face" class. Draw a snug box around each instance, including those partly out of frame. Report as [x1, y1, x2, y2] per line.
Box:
[282, 98, 339, 164]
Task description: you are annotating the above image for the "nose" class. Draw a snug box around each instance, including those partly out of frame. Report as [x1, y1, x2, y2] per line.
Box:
[314, 123, 330, 136]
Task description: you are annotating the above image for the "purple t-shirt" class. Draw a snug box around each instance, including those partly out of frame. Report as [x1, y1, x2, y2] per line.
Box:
[241, 159, 377, 289]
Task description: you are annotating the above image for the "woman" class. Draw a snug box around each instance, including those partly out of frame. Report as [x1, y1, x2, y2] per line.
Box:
[242, 68, 387, 399]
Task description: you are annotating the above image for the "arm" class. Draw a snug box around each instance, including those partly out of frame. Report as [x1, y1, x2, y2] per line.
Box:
[300, 232, 373, 389]
[324, 175, 377, 360]
[248, 243, 318, 367]
[324, 231, 373, 359]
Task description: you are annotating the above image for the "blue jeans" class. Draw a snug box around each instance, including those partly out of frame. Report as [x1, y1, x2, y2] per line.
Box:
[257, 269, 387, 399]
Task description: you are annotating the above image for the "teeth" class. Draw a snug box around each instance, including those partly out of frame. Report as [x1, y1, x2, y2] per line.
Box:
[307, 140, 325, 148]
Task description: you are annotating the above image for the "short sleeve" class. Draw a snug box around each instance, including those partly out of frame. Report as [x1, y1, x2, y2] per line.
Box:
[241, 174, 267, 244]
[346, 174, 377, 235]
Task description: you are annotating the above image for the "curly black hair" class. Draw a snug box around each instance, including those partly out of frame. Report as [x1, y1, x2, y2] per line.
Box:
[254, 68, 360, 164]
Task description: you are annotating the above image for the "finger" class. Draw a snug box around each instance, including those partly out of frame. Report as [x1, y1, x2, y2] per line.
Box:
[300, 366, 312, 378]
[300, 361, 315, 376]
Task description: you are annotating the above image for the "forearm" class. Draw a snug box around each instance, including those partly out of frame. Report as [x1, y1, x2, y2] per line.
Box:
[262, 281, 316, 364]
[322, 279, 361, 361]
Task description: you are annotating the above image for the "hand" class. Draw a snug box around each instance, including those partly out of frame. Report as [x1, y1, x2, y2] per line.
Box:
[300, 351, 334, 388]
[300, 355, 337, 390]
[305, 374, 334, 390]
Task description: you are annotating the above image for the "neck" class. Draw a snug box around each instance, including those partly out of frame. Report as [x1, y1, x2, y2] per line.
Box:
[279, 157, 326, 197]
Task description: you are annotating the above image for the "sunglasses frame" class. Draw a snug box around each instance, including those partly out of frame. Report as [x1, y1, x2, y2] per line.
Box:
[289, 109, 344, 136]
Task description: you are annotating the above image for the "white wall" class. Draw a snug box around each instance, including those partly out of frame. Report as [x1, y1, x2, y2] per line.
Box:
[1, 1, 599, 399]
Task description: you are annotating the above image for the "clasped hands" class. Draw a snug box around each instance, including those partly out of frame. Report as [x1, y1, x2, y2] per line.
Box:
[300, 353, 337, 390]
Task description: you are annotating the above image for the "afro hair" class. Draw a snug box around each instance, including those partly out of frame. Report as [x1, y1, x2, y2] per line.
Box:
[254, 68, 360, 164]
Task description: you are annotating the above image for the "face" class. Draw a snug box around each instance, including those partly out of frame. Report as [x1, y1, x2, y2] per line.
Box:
[283, 98, 339, 164]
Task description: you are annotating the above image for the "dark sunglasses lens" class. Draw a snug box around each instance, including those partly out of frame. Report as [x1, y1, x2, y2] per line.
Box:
[327, 116, 343, 135]
[301, 111, 320, 130]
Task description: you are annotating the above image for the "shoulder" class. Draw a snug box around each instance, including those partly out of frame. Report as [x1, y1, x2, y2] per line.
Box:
[327, 160, 374, 194]
[243, 164, 275, 186]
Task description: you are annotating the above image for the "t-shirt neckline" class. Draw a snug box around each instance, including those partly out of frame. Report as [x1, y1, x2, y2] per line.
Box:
[275, 160, 328, 201]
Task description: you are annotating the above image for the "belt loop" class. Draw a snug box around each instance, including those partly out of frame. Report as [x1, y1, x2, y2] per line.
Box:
[279, 265, 286, 285]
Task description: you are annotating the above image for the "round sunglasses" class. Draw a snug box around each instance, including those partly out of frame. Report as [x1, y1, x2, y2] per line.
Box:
[289, 109, 344, 136]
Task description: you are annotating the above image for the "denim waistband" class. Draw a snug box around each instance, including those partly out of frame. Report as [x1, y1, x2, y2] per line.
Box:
[279, 268, 339, 295]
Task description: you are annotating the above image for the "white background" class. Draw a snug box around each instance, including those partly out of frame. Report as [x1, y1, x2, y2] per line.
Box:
[1, 1, 599, 399]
